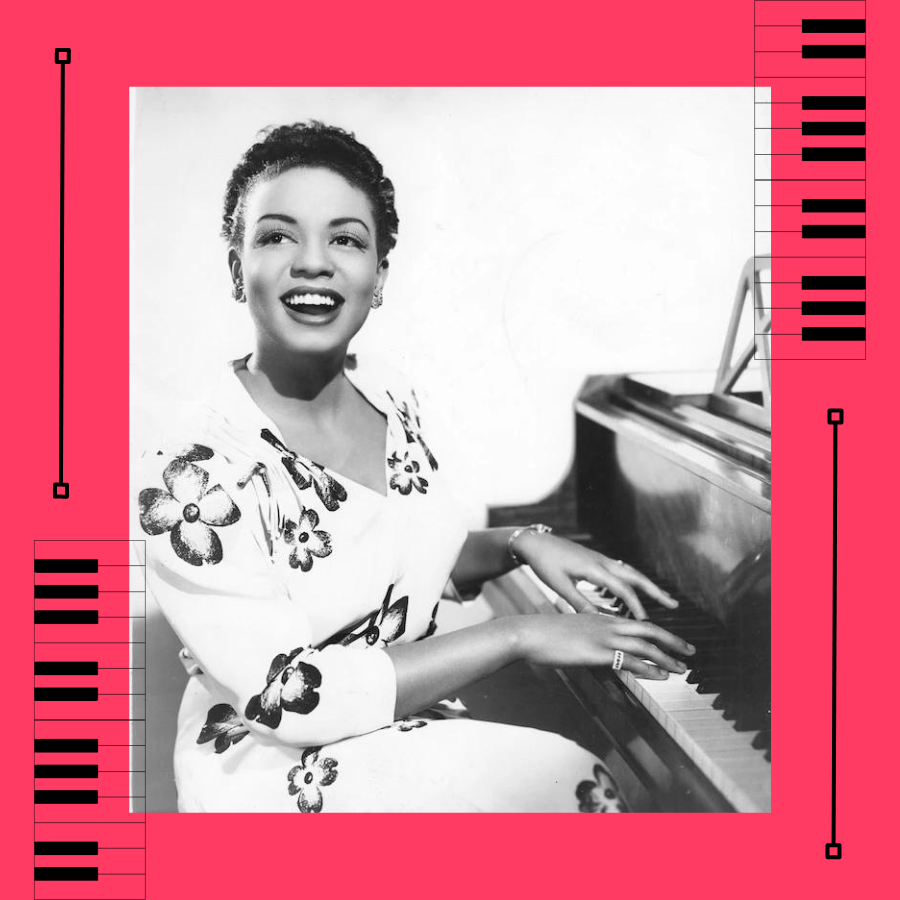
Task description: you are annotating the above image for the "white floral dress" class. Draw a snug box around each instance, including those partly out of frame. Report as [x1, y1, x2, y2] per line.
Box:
[133, 354, 626, 813]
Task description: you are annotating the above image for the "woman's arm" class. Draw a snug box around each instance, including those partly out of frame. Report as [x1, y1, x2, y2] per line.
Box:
[449, 527, 521, 593]
[451, 527, 677, 619]
[387, 613, 695, 720]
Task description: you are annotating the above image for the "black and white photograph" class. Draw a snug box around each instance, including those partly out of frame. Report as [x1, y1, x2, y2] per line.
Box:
[130, 86, 771, 813]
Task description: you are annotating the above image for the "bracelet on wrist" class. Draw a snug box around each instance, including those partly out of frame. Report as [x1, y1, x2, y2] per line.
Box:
[507, 523, 553, 565]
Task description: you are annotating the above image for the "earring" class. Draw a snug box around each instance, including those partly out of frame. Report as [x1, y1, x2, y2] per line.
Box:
[232, 280, 246, 303]
[371, 287, 383, 309]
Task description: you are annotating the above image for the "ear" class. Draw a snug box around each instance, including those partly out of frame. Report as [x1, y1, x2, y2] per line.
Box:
[375, 257, 389, 292]
[228, 247, 243, 286]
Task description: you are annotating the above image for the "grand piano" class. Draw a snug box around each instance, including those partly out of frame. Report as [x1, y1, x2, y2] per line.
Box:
[474, 258, 771, 812]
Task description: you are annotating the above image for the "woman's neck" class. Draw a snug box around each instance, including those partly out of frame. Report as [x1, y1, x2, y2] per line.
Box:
[239, 343, 350, 426]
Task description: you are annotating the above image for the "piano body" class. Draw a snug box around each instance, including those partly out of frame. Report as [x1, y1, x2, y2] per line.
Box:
[479, 259, 771, 812]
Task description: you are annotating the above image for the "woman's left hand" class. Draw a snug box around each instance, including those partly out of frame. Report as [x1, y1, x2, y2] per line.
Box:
[512, 531, 677, 620]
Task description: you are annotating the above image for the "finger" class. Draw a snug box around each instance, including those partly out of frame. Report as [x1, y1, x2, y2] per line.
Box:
[616, 620, 696, 657]
[619, 654, 668, 680]
[615, 563, 678, 609]
[545, 574, 598, 614]
[616, 637, 686, 674]
[594, 570, 647, 621]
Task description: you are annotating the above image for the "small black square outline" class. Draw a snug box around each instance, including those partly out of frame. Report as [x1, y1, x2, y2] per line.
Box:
[825, 842, 842, 859]
[52, 482, 69, 499]
[827, 409, 844, 425]
[54, 48, 71, 64]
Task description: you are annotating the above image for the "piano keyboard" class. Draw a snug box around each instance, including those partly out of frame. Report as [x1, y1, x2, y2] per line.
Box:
[34, 541, 146, 898]
[754, 0, 865, 359]
[485, 565, 771, 813]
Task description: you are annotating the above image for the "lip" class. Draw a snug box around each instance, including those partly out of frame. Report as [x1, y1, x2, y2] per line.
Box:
[279, 287, 346, 326]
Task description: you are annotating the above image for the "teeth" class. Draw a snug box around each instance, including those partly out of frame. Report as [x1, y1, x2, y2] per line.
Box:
[283, 293, 336, 308]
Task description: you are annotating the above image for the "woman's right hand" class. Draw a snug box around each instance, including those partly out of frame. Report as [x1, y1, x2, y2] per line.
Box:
[512, 614, 695, 679]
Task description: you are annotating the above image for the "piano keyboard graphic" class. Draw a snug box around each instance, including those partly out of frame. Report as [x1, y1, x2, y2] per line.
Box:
[755, 0, 866, 359]
[34, 541, 146, 899]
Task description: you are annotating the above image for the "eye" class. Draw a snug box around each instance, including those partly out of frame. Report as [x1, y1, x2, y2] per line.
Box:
[258, 230, 293, 246]
[331, 232, 367, 250]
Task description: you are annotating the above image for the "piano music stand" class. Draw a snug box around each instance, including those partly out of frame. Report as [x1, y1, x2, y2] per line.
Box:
[715, 255, 772, 411]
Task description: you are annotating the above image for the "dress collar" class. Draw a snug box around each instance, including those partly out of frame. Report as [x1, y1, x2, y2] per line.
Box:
[205, 354, 398, 498]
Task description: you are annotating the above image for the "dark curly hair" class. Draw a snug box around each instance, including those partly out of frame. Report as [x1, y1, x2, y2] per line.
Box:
[222, 121, 399, 262]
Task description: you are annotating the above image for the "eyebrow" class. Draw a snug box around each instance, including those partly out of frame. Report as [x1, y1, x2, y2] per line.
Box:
[256, 213, 371, 235]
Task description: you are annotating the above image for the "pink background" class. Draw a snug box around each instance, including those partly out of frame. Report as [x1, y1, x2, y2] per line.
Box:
[5, 0, 896, 896]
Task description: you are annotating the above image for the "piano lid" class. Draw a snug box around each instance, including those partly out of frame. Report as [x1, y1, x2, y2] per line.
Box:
[578, 370, 771, 490]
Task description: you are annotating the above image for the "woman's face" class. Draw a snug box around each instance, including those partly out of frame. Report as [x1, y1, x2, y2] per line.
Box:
[232, 166, 387, 360]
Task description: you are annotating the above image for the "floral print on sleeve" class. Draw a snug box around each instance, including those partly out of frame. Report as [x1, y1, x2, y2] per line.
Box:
[282, 507, 332, 572]
[245, 648, 322, 729]
[287, 747, 339, 812]
[138, 452, 241, 566]
[321, 583, 408, 650]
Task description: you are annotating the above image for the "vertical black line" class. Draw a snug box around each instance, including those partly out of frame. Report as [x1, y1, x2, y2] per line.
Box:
[33, 540, 35, 900]
[58, 61, 65, 483]
[831, 422, 838, 845]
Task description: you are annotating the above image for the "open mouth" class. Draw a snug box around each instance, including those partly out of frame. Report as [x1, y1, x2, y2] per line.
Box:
[280, 289, 345, 319]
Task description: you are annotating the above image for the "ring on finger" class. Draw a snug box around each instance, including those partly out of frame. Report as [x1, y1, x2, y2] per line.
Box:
[612, 649, 625, 671]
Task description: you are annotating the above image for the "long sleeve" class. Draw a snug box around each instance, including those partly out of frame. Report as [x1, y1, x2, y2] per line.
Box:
[135, 442, 397, 748]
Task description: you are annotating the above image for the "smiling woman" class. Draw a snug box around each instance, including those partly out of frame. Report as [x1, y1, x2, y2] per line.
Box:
[133, 120, 691, 812]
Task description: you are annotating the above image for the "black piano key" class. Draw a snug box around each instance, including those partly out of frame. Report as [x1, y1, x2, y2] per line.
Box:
[34, 790, 98, 804]
[713, 693, 731, 713]
[35, 738, 98, 753]
[34, 584, 98, 599]
[801, 274, 865, 287]
[697, 676, 739, 695]
[801, 19, 865, 33]
[35, 687, 98, 702]
[802, 96, 865, 110]
[802, 224, 865, 239]
[801, 147, 866, 163]
[803, 327, 866, 341]
[35, 867, 99, 881]
[34, 558, 99, 573]
[734, 710, 769, 733]
[801, 121, 865, 136]
[802, 301, 865, 315]
[35, 764, 98, 778]
[35, 661, 98, 676]
[35, 841, 98, 855]
[34, 609, 99, 624]
[801, 44, 865, 59]
[801, 197, 866, 214]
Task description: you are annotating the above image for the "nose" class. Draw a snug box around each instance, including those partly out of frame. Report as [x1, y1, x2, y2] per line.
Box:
[290, 238, 334, 278]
